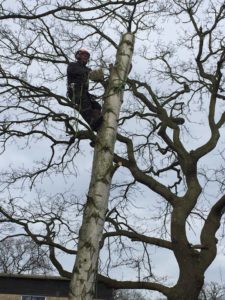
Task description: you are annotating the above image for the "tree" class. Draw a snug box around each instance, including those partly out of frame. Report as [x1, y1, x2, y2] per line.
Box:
[199, 282, 225, 300]
[113, 289, 149, 300]
[0, 1, 225, 300]
[0, 236, 53, 274]
[68, 32, 134, 300]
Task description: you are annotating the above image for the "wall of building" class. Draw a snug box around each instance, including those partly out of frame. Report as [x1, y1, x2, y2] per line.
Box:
[0, 296, 67, 300]
[0, 295, 103, 300]
[0, 275, 113, 300]
[0, 295, 19, 300]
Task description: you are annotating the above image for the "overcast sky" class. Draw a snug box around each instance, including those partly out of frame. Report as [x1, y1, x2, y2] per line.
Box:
[0, 1, 225, 299]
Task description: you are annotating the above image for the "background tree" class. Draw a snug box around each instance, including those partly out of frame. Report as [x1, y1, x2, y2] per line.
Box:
[0, 1, 225, 300]
[0, 236, 53, 274]
[113, 289, 150, 300]
[199, 282, 225, 300]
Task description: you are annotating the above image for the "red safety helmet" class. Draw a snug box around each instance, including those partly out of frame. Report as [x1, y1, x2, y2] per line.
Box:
[75, 48, 90, 60]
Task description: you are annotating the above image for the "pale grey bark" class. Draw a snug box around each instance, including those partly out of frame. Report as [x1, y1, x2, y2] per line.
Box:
[69, 32, 135, 300]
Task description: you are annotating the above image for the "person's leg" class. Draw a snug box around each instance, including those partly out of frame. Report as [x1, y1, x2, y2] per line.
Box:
[70, 86, 103, 131]
[88, 93, 102, 111]
[81, 94, 103, 131]
[90, 109, 103, 131]
[89, 97, 103, 131]
[79, 93, 96, 127]
[70, 86, 93, 126]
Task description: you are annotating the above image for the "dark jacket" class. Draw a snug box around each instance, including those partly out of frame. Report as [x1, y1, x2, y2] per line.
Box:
[67, 61, 91, 92]
[67, 61, 101, 112]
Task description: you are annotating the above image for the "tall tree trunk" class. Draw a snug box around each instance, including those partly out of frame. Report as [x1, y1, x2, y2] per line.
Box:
[69, 32, 135, 300]
[168, 270, 204, 300]
[170, 207, 205, 300]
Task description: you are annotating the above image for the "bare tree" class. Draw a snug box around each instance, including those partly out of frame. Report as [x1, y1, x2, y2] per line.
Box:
[0, 1, 225, 300]
[113, 289, 150, 300]
[68, 32, 134, 300]
[0, 236, 53, 274]
[199, 282, 225, 300]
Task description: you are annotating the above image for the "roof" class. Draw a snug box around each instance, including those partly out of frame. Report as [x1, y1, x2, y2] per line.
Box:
[0, 273, 113, 299]
[0, 272, 69, 281]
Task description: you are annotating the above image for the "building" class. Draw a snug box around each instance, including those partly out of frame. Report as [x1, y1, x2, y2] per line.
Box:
[0, 273, 113, 300]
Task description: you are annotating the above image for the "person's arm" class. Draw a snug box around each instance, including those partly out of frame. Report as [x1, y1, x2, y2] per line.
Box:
[67, 62, 79, 79]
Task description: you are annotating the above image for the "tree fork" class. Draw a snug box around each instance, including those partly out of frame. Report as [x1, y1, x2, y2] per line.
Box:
[69, 32, 135, 300]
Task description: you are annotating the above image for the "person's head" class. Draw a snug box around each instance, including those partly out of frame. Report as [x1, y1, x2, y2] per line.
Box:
[75, 48, 90, 65]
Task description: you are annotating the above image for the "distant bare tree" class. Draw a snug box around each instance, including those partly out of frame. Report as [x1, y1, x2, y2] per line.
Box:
[113, 289, 149, 300]
[0, 236, 53, 274]
[199, 282, 225, 300]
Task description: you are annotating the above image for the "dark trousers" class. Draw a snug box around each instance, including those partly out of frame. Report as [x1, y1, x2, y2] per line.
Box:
[68, 85, 102, 128]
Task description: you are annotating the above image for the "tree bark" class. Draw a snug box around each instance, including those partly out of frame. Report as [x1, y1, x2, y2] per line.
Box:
[169, 201, 205, 300]
[69, 32, 135, 300]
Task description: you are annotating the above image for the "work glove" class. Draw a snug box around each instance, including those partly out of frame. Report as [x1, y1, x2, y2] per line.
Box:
[89, 68, 104, 82]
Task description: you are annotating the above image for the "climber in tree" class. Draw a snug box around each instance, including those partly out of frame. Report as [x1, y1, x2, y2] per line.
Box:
[67, 48, 104, 131]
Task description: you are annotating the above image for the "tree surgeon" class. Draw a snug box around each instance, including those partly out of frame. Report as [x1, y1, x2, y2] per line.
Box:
[67, 48, 104, 131]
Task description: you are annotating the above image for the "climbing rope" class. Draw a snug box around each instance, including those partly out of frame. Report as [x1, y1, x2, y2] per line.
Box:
[70, 83, 83, 133]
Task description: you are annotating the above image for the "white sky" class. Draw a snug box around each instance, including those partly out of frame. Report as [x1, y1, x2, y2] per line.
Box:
[0, 1, 225, 299]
